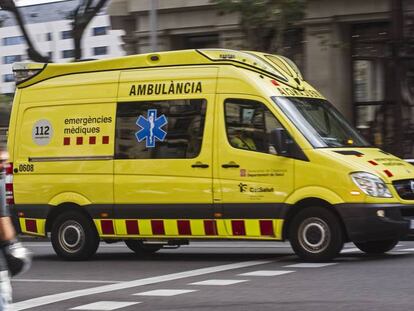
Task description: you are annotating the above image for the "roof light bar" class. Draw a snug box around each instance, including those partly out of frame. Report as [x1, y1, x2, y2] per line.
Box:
[13, 62, 46, 85]
[198, 49, 289, 82]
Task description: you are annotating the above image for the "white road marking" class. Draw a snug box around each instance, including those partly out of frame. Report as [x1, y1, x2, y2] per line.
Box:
[181, 242, 292, 249]
[189, 279, 248, 286]
[24, 243, 128, 248]
[238, 270, 294, 277]
[134, 289, 197, 296]
[335, 257, 362, 262]
[71, 301, 140, 310]
[12, 279, 122, 284]
[388, 251, 411, 255]
[399, 248, 414, 252]
[284, 263, 337, 268]
[12, 259, 273, 310]
[341, 248, 361, 253]
[20, 242, 53, 247]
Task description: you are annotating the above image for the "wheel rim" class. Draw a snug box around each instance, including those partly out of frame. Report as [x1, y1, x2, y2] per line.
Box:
[298, 217, 331, 254]
[58, 220, 85, 253]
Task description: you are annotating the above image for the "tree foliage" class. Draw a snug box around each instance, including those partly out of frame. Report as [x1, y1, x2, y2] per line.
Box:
[0, 94, 12, 107]
[212, 0, 305, 53]
[0, 0, 109, 62]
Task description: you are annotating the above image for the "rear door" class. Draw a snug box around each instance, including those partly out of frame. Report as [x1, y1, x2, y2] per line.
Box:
[12, 69, 118, 237]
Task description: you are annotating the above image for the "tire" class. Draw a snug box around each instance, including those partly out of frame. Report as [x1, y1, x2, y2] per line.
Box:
[354, 239, 398, 254]
[124, 240, 161, 254]
[51, 211, 99, 261]
[289, 207, 344, 262]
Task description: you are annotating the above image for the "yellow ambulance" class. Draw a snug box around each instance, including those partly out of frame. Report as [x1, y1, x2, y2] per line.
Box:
[5, 49, 414, 261]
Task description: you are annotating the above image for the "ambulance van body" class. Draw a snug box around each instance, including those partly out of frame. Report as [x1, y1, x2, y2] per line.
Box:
[5, 49, 414, 261]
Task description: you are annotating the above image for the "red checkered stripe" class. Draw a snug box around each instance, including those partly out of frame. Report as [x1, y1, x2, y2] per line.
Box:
[19, 218, 46, 236]
[63, 136, 110, 145]
[96, 219, 280, 238]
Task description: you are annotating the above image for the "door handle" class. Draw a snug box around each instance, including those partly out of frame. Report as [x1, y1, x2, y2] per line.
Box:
[222, 162, 240, 168]
[191, 162, 209, 168]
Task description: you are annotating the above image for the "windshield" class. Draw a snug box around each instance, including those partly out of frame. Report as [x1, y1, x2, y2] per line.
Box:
[272, 96, 370, 148]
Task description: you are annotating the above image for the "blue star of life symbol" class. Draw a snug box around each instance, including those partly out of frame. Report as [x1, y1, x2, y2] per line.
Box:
[135, 109, 168, 148]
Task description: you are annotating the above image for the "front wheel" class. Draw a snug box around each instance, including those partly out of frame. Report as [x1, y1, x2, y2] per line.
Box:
[354, 239, 398, 254]
[51, 211, 99, 260]
[289, 207, 344, 262]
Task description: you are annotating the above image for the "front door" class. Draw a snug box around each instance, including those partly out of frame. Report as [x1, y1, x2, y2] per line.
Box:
[114, 95, 214, 237]
[215, 95, 295, 239]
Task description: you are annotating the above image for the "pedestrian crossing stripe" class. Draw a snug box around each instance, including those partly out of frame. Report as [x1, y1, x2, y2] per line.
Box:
[70, 301, 140, 310]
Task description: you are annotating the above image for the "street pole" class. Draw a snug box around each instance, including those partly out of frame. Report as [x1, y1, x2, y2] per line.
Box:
[391, 0, 404, 156]
[149, 0, 159, 52]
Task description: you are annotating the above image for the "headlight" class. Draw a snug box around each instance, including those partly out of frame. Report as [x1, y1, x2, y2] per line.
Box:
[350, 172, 392, 198]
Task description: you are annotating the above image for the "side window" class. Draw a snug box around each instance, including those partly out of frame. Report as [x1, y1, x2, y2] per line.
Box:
[225, 99, 284, 155]
[115, 99, 207, 159]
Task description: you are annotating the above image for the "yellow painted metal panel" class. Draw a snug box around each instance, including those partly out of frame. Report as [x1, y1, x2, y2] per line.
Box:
[164, 219, 179, 236]
[13, 101, 115, 205]
[190, 220, 205, 236]
[19, 218, 26, 233]
[215, 220, 227, 236]
[115, 219, 127, 235]
[36, 219, 46, 235]
[138, 220, 152, 235]
[245, 219, 261, 236]
[94, 219, 103, 235]
[20, 71, 119, 104]
[275, 219, 284, 239]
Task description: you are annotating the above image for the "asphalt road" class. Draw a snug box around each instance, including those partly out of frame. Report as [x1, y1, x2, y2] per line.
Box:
[10, 241, 414, 311]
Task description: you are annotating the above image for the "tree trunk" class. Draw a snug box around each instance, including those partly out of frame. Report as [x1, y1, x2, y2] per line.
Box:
[271, 13, 286, 54]
[72, 0, 109, 61]
[0, 0, 50, 62]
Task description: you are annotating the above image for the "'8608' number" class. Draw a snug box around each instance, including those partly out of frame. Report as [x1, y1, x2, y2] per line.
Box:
[18, 164, 34, 172]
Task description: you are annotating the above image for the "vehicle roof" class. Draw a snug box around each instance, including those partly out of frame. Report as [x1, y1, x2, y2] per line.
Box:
[14, 49, 305, 89]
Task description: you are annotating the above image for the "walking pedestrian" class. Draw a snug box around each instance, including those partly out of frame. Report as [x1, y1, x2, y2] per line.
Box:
[0, 151, 32, 310]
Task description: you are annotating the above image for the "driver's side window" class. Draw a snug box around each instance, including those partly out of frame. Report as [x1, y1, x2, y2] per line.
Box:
[224, 98, 283, 155]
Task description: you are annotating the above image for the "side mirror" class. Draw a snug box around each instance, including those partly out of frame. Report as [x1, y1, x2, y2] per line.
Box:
[269, 128, 289, 156]
[269, 128, 309, 161]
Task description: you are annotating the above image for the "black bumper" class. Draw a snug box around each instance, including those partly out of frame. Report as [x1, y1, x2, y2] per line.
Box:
[335, 203, 414, 243]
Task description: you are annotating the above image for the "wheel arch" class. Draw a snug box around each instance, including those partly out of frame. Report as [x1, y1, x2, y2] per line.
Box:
[48, 192, 91, 207]
[45, 203, 95, 233]
[282, 197, 349, 241]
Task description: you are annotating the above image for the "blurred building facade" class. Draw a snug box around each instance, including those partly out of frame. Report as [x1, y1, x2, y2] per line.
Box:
[0, 0, 125, 95]
[305, 0, 414, 158]
[109, 0, 414, 158]
[109, 0, 242, 54]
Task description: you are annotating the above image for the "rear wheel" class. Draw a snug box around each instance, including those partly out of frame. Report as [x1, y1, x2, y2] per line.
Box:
[51, 211, 99, 260]
[289, 207, 344, 262]
[354, 239, 398, 254]
[124, 240, 161, 254]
